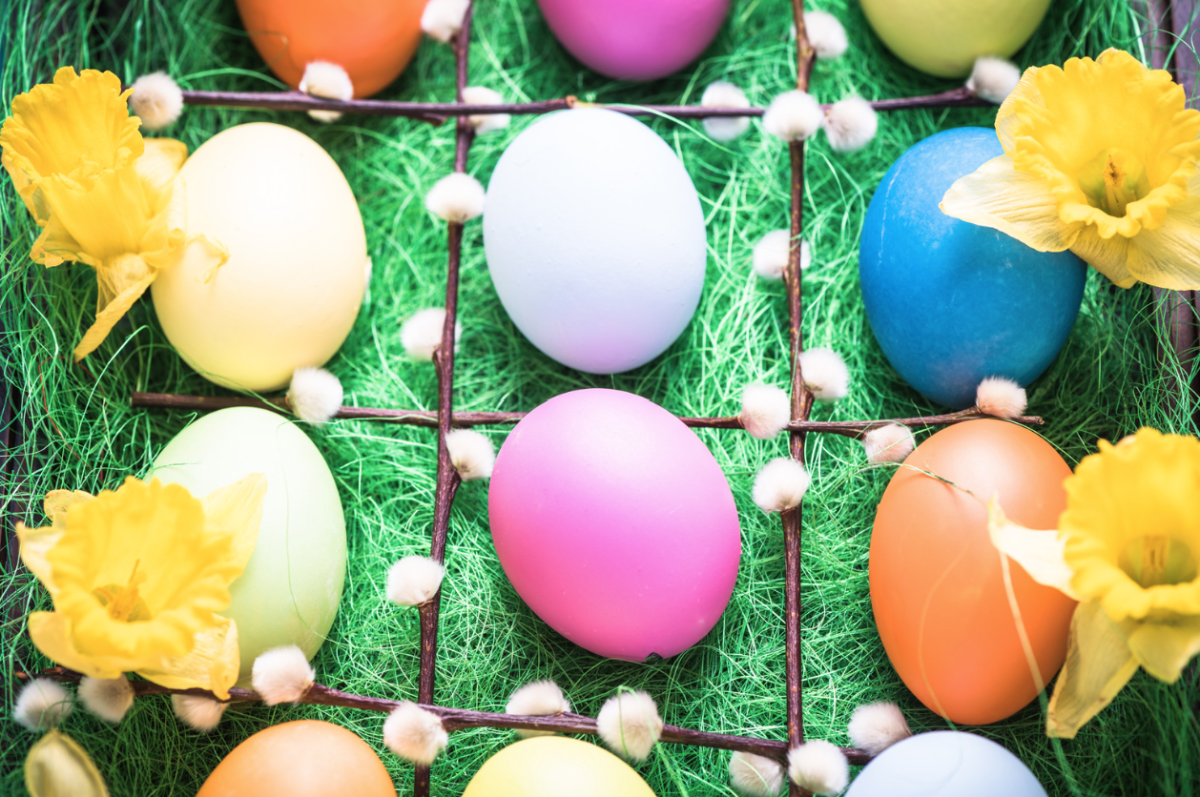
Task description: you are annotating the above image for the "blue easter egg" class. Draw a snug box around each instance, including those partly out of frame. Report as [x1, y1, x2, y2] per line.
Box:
[859, 127, 1086, 409]
[846, 731, 1047, 797]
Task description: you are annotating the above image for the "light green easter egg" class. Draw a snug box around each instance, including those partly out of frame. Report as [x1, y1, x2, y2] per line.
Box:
[149, 407, 346, 686]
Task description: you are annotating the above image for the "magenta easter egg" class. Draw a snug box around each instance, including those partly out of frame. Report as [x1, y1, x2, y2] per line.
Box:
[489, 389, 742, 661]
[537, 0, 730, 82]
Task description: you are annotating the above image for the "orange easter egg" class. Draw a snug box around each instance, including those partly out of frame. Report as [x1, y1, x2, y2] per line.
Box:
[870, 419, 1076, 725]
[197, 721, 396, 797]
[235, 0, 426, 98]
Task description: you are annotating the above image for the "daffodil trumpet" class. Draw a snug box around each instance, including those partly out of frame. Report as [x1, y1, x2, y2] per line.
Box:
[0, 67, 227, 360]
[942, 49, 1200, 290]
[989, 428, 1200, 737]
[16, 474, 267, 700]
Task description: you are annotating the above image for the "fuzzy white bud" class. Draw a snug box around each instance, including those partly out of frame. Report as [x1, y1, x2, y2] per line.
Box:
[847, 702, 911, 756]
[421, 0, 470, 43]
[129, 72, 184, 131]
[78, 676, 134, 724]
[425, 172, 486, 223]
[804, 10, 849, 60]
[729, 751, 786, 797]
[461, 86, 511, 133]
[788, 740, 849, 795]
[287, 366, 343, 424]
[799, 348, 849, 401]
[383, 702, 448, 765]
[506, 680, 571, 738]
[401, 308, 461, 361]
[740, 382, 791, 439]
[701, 81, 752, 142]
[823, 97, 877, 153]
[445, 429, 495, 480]
[596, 691, 663, 763]
[14, 678, 72, 731]
[299, 61, 353, 123]
[763, 90, 824, 142]
[171, 695, 227, 732]
[387, 555, 445, 606]
[976, 376, 1027, 419]
[863, 424, 915, 465]
[967, 57, 1022, 104]
[252, 645, 316, 705]
[753, 229, 810, 281]
[752, 457, 811, 513]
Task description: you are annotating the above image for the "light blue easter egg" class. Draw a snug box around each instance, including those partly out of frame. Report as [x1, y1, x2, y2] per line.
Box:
[859, 127, 1086, 409]
[846, 731, 1047, 797]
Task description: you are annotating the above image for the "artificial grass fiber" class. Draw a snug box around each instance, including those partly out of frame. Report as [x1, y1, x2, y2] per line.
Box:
[2, 0, 1199, 795]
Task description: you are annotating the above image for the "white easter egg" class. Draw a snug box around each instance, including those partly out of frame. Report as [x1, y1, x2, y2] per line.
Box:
[152, 123, 368, 392]
[483, 108, 706, 374]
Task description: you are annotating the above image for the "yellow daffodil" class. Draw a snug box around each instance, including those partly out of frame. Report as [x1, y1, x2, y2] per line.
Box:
[941, 49, 1200, 290]
[16, 475, 266, 700]
[989, 428, 1200, 737]
[0, 67, 226, 360]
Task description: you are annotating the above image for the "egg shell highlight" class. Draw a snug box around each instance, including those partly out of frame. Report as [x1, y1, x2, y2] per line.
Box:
[845, 731, 1047, 797]
[859, 0, 1051, 78]
[150, 407, 346, 687]
[859, 127, 1085, 409]
[537, 0, 730, 81]
[483, 109, 706, 374]
[462, 736, 658, 797]
[152, 123, 368, 392]
[869, 420, 1076, 725]
[488, 389, 741, 662]
[235, 0, 425, 97]
[196, 720, 396, 797]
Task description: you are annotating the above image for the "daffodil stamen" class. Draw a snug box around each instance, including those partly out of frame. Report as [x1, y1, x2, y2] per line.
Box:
[93, 559, 147, 622]
[1077, 148, 1149, 218]
[1119, 536, 1197, 588]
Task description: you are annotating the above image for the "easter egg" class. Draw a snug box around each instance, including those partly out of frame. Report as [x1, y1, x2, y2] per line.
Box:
[489, 389, 741, 661]
[463, 737, 657, 797]
[859, 0, 1051, 78]
[152, 123, 368, 392]
[235, 0, 425, 97]
[859, 128, 1085, 409]
[484, 109, 706, 374]
[870, 420, 1076, 725]
[846, 731, 1047, 797]
[150, 407, 346, 686]
[537, 0, 729, 81]
[197, 720, 395, 797]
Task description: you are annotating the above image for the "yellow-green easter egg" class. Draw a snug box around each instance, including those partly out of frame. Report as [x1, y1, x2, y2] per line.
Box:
[149, 407, 346, 686]
[462, 737, 657, 797]
[859, 0, 1051, 77]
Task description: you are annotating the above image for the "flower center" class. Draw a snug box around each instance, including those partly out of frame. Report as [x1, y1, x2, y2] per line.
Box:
[1118, 536, 1198, 588]
[92, 560, 150, 622]
[1076, 148, 1150, 217]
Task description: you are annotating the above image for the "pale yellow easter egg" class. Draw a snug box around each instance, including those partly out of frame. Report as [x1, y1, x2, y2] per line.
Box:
[152, 122, 368, 392]
[462, 737, 657, 797]
[859, 0, 1051, 78]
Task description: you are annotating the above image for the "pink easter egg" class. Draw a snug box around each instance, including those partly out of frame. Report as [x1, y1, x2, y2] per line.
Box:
[489, 389, 742, 661]
[537, 0, 731, 82]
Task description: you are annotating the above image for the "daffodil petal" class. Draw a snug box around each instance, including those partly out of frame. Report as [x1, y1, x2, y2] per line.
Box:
[988, 497, 1079, 599]
[17, 524, 63, 594]
[1069, 226, 1137, 288]
[137, 616, 241, 700]
[26, 612, 137, 679]
[72, 260, 155, 361]
[25, 730, 110, 797]
[200, 473, 268, 573]
[1121, 198, 1200, 289]
[1125, 616, 1200, 683]
[1046, 601, 1139, 738]
[940, 154, 1082, 252]
[135, 138, 187, 208]
[37, 168, 150, 262]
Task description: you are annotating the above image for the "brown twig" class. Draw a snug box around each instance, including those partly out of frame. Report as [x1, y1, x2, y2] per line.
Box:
[15, 669, 873, 766]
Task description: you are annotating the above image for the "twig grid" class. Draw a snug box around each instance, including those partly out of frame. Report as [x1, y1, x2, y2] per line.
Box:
[20, 2, 1049, 795]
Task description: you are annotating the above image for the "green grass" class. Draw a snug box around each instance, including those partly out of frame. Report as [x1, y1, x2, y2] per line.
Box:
[2, 0, 1199, 795]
